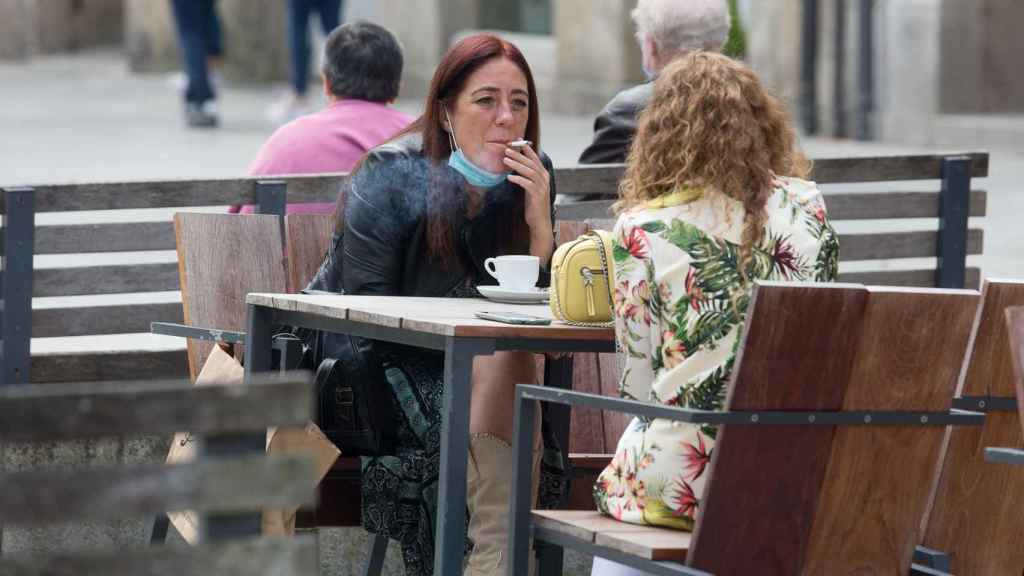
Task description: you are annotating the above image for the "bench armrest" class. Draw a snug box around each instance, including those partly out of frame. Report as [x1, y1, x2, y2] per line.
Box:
[150, 322, 247, 344]
[514, 385, 985, 427]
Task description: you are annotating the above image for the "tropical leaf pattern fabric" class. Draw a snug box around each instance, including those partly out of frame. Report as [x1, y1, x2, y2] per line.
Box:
[594, 177, 839, 530]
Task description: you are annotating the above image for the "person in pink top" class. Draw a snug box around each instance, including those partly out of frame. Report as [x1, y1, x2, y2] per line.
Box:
[235, 21, 413, 214]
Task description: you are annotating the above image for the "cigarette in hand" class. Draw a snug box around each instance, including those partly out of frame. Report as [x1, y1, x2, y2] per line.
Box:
[508, 139, 532, 149]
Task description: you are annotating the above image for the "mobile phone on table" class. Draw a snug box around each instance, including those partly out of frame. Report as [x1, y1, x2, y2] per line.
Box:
[475, 310, 551, 325]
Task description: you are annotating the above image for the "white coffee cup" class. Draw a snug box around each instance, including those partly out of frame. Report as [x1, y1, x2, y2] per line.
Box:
[484, 255, 539, 291]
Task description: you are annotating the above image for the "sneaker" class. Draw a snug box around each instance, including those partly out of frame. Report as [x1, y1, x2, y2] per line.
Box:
[265, 93, 315, 125]
[185, 101, 219, 128]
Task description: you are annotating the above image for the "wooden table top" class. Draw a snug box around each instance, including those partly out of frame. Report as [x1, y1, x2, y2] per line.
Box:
[247, 293, 616, 340]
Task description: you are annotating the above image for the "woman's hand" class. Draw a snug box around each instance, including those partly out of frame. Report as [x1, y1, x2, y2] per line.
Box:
[504, 145, 554, 263]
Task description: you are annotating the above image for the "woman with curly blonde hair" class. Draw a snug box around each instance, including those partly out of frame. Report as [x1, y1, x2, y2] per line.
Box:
[591, 51, 839, 576]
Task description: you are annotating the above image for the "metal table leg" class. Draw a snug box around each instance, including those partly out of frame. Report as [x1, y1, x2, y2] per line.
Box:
[433, 337, 495, 576]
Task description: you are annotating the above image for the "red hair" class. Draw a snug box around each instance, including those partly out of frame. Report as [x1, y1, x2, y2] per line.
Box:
[401, 34, 542, 268]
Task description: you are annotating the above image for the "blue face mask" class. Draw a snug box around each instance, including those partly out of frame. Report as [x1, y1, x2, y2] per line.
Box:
[444, 107, 507, 188]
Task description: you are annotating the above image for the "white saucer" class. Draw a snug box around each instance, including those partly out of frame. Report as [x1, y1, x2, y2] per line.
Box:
[478, 285, 549, 304]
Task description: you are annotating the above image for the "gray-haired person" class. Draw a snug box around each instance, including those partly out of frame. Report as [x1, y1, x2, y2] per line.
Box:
[570, 0, 731, 179]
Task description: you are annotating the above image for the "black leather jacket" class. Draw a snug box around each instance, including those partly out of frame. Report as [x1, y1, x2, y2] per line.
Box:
[577, 82, 653, 166]
[308, 133, 556, 297]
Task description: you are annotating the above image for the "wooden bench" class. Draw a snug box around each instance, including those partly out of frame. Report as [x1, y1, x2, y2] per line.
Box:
[0, 152, 987, 387]
[0, 372, 319, 575]
[507, 282, 984, 575]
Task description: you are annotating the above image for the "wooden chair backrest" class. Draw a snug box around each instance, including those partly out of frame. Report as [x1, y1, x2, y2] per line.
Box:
[0, 373, 318, 575]
[688, 283, 977, 574]
[1007, 305, 1024, 436]
[285, 214, 336, 293]
[801, 287, 977, 573]
[921, 279, 1024, 574]
[174, 213, 286, 381]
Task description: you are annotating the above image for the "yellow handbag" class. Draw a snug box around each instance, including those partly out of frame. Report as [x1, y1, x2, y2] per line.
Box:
[549, 229, 616, 327]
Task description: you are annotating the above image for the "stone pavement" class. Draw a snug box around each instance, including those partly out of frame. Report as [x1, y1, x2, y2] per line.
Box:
[1, 49, 1021, 575]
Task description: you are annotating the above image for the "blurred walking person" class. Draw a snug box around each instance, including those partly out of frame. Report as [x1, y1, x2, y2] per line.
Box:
[267, 0, 344, 124]
[169, 0, 223, 128]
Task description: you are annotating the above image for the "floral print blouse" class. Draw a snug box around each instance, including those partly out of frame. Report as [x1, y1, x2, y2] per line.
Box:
[593, 177, 840, 530]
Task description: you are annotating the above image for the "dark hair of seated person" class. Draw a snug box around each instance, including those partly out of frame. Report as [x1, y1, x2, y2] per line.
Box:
[322, 20, 404, 103]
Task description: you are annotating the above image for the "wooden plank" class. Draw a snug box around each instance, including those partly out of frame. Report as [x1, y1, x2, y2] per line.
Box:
[532, 510, 690, 561]
[5, 153, 986, 215]
[0, 534, 319, 576]
[176, 213, 287, 381]
[956, 279, 1024, 398]
[1006, 306, 1024, 435]
[0, 373, 312, 442]
[18, 174, 345, 212]
[0, 453, 318, 526]
[285, 213, 335, 293]
[922, 280, 1024, 575]
[552, 165, 625, 198]
[555, 190, 987, 222]
[594, 529, 691, 562]
[838, 267, 981, 289]
[32, 302, 183, 338]
[282, 173, 349, 205]
[533, 510, 651, 542]
[688, 282, 869, 574]
[838, 228, 983, 261]
[822, 189, 987, 220]
[547, 153, 988, 199]
[29, 221, 175, 254]
[802, 288, 979, 574]
[29, 262, 180, 297]
[30, 349, 188, 384]
[922, 412, 1024, 575]
[597, 352, 630, 449]
[568, 352, 607, 454]
[808, 152, 989, 184]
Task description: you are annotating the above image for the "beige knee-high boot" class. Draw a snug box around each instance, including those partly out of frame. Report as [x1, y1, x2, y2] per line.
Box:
[465, 431, 542, 576]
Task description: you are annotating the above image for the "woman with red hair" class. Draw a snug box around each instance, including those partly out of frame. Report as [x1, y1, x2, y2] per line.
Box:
[308, 34, 556, 575]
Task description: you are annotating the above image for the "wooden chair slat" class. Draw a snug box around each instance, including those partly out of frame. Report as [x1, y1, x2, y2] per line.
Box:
[567, 352, 606, 454]
[29, 221, 176, 254]
[30, 349, 188, 384]
[554, 190, 987, 222]
[593, 531, 690, 562]
[838, 229, 983, 261]
[0, 535, 319, 576]
[0, 453, 317, 526]
[921, 279, 1024, 575]
[29, 262, 180, 297]
[32, 302, 183, 338]
[175, 213, 286, 381]
[1006, 305, 1024, 435]
[801, 288, 978, 573]
[688, 283, 869, 574]
[0, 373, 311, 441]
[285, 213, 335, 293]
[838, 267, 981, 289]
[957, 279, 1024, 398]
[532, 511, 691, 561]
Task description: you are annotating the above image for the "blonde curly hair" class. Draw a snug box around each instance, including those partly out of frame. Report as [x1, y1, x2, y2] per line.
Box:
[616, 51, 809, 271]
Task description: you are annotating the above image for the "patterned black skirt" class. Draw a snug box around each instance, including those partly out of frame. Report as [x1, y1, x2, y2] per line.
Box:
[360, 344, 566, 576]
